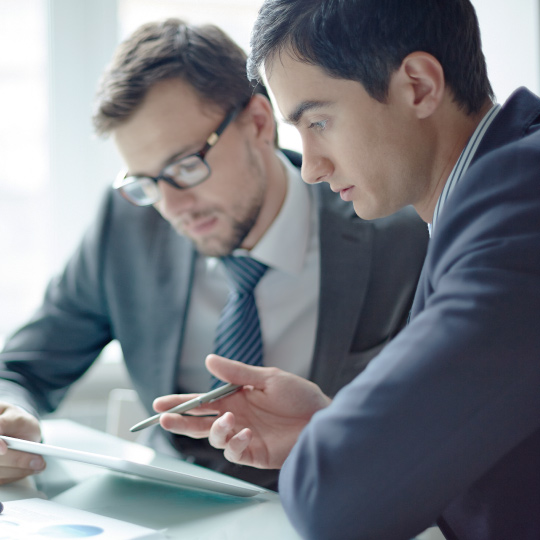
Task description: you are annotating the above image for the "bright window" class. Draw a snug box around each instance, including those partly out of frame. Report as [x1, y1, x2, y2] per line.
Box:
[0, 0, 50, 339]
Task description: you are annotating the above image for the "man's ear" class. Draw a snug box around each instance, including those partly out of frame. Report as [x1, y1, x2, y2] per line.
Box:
[242, 93, 276, 144]
[393, 52, 445, 119]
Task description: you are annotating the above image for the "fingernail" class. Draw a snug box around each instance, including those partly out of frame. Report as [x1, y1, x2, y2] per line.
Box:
[237, 430, 248, 441]
[30, 458, 45, 470]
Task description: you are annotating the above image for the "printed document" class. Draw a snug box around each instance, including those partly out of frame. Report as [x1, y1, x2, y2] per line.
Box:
[0, 498, 166, 539]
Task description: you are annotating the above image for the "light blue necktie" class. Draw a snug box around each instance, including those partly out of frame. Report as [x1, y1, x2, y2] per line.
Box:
[211, 256, 268, 389]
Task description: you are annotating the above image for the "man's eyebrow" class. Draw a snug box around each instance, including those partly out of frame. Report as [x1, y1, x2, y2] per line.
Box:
[162, 148, 190, 168]
[158, 142, 201, 171]
[284, 100, 332, 125]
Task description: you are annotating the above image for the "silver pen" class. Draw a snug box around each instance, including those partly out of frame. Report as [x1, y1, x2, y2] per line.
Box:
[130, 382, 241, 433]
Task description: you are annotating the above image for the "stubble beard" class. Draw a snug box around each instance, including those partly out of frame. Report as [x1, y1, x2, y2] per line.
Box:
[189, 201, 263, 257]
[188, 144, 267, 257]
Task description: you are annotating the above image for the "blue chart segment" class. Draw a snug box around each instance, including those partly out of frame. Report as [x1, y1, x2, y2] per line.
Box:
[37, 524, 104, 538]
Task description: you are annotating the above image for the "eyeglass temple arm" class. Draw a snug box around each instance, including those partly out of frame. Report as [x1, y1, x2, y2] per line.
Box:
[200, 106, 244, 158]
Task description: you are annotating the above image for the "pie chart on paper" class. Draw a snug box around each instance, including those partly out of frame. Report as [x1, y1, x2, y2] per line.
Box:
[37, 524, 105, 537]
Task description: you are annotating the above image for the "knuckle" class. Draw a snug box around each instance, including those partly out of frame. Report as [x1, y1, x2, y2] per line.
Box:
[223, 447, 238, 463]
[265, 367, 280, 377]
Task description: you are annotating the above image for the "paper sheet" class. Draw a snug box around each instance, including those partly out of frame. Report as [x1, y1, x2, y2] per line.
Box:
[0, 498, 166, 540]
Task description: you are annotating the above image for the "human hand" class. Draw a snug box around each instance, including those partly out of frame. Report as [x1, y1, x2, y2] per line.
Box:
[154, 355, 331, 469]
[0, 402, 45, 484]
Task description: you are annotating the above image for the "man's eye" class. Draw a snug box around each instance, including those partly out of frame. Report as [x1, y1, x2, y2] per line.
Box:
[179, 161, 199, 173]
[308, 119, 327, 131]
[167, 156, 204, 177]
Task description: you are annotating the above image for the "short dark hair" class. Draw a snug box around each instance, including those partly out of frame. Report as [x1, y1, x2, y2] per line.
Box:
[93, 18, 268, 135]
[248, 0, 494, 115]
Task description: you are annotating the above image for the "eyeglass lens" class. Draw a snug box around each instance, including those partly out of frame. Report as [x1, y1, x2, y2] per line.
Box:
[162, 155, 210, 187]
[121, 178, 161, 206]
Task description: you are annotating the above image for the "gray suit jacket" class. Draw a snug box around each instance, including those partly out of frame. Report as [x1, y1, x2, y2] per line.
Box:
[0, 151, 428, 486]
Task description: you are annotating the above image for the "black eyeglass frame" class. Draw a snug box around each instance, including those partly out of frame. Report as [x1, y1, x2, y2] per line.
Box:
[113, 105, 244, 206]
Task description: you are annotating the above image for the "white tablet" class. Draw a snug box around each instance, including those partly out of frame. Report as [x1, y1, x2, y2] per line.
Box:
[0, 435, 262, 498]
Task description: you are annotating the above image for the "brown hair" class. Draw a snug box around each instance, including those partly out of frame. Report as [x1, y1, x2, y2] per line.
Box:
[93, 18, 264, 135]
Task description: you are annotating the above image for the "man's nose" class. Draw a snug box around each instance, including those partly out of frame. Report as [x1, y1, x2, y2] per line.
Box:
[156, 180, 196, 216]
[300, 143, 334, 185]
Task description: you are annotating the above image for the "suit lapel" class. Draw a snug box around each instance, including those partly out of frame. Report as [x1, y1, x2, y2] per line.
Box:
[309, 186, 374, 396]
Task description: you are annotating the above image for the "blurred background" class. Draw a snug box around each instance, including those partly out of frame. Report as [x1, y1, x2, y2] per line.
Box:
[0, 0, 539, 432]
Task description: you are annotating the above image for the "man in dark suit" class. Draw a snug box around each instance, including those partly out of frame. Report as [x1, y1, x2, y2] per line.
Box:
[157, 1, 540, 538]
[0, 19, 427, 489]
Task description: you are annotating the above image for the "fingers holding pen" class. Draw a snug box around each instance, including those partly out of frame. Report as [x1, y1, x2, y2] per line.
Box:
[153, 393, 201, 412]
[153, 391, 223, 438]
[159, 411, 218, 439]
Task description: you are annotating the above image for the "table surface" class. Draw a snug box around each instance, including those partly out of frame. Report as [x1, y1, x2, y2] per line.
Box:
[0, 419, 301, 539]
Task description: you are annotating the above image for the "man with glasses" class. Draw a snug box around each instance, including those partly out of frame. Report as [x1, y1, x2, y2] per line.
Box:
[0, 18, 427, 489]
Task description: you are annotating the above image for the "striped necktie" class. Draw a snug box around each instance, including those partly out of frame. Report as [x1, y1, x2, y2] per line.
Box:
[211, 256, 268, 389]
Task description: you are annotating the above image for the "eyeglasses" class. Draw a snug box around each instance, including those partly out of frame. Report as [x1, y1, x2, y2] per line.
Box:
[113, 106, 242, 207]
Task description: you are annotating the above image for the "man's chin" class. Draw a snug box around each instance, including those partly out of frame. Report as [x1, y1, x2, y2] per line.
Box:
[172, 224, 231, 257]
[190, 235, 237, 258]
[176, 219, 251, 257]
[352, 199, 390, 221]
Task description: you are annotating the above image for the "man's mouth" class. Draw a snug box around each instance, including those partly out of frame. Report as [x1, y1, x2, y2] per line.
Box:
[185, 215, 218, 236]
[339, 186, 354, 201]
[175, 212, 219, 237]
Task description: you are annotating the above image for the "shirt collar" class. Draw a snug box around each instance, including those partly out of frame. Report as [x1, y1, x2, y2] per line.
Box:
[210, 150, 312, 275]
[429, 103, 501, 236]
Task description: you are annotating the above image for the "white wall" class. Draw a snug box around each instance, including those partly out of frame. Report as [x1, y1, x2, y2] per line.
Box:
[47, 0, 123, 270]
[472, 0, 540, 102]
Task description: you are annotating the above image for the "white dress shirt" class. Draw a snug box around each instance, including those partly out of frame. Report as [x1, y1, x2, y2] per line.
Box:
[430, 103, 501, 236]
[177, 151, 320, 391]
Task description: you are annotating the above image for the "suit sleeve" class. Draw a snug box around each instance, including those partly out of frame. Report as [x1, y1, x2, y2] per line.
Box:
[279, 136, 540, 538]
[0, 190, 115, 416]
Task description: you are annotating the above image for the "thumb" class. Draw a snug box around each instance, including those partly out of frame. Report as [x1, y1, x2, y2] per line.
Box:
[205, 354, 269, 388]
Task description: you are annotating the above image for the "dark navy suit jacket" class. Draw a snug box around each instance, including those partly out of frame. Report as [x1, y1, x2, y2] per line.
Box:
[279, 88, 540, 539]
